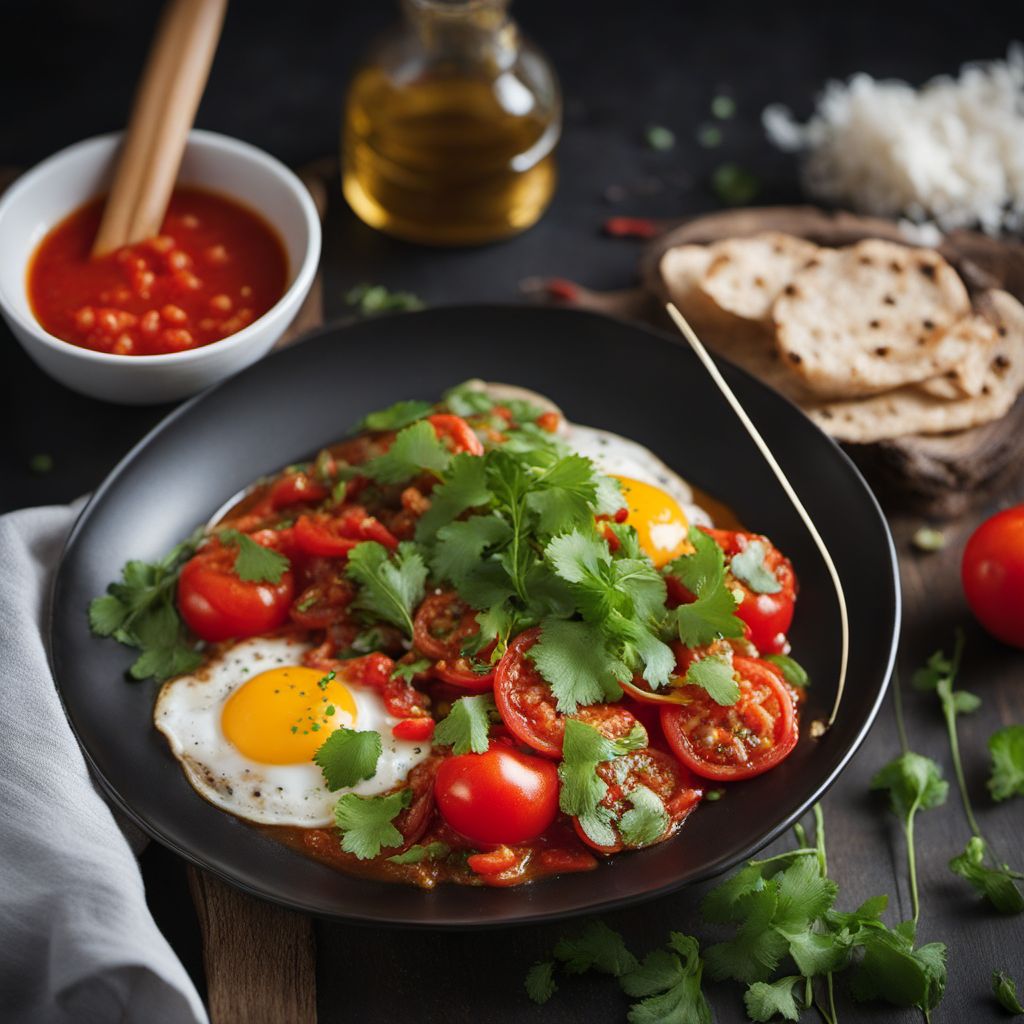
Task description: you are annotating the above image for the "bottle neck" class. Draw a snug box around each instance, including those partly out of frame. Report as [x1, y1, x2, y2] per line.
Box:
[402, 0, 518, 68]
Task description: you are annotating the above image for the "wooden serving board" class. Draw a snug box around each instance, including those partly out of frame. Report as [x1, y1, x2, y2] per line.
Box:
[557, 206, 1024, 519]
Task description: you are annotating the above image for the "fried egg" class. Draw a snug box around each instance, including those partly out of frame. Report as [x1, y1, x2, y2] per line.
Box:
[155, 635, 430, 826]
[566, 423, 710, 567]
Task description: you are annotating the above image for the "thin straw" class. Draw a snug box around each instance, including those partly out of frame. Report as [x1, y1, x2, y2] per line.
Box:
[665, 302, 849, 728]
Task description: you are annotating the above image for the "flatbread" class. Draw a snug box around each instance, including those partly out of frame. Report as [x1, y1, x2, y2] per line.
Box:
[915, 313, 1001, 399]
[772, 239, 972, 397]
[700, 232, 820, 324]
[658, 245, 716, 325]
[807, 290, 1024, 442]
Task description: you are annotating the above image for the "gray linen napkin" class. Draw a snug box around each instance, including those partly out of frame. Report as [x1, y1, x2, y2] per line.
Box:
[0, 503, 207, 1024]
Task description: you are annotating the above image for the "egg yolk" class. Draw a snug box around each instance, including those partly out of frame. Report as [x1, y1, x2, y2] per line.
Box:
[614, 475, 690, 568]
[221, 666, 359, 765]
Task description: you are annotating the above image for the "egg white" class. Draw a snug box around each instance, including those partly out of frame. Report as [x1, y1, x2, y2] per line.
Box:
[155, 635, 431, 827]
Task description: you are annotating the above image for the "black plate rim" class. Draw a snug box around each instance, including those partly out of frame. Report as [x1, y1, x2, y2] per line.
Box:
[48, 304, 901, 929]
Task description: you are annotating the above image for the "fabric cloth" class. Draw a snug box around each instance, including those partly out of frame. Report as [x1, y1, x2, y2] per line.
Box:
[0, 503, 207, 1024]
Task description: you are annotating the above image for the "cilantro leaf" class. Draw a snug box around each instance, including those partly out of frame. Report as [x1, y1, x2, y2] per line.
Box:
[361, 420, 451, 484]
[334, 789, 411, 859]
[525, 454, 599, 534]
[443, 381, 497, 417]
[345, 541, 427, 637]
[89, 528, 204, 682]
[433, 694, 495, 754]
[313, 727, 382, 790]
[387, 841, 450, 865]
[554, 920, 638, 977]
[849, 925, 946, 1014]
[685, 654, 740, 705]
[415, 452, 492, 541]
[988, 725, 1024, 802]
[674, 584, 745, 647]
[359, 399, 433, 432]
[219, 529, 289, 583]
[948, 836, 1024, 914]
[618, 784, 670, 848]
[704, 885, 790, 984]
[432, 515, 513, 588]
[546, 528, 611, 584]
[994, 970, 1024, 1015]
[871, 752, 948, 821]
[345, 283, 424, 316]
[530, 617, 624, 713]
[390, 658, 431, 683]
[765, 653, 809, 689]
[744, 975, 802, 1022]
[622, 934, 711, 1024]
[525, 962, 558, 1005]
[665, 527, 726, 594]
[730, 540, 782, 594]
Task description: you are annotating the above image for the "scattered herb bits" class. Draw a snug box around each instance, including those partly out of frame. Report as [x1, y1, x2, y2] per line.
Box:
[644, 124, 676, 151]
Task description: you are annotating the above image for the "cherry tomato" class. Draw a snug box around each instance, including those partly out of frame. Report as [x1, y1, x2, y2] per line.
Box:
[493, 628, 639, 757]
[659, 656, 798, 781]
[177, 540, 294, 642]
[962, 505, 1024, 648]
[434, 746, 559, 846]
[428, 414, 485, 456]
[339, 653, 429, 718]
[413, 592, 495, 692]
[572, 747, 702, 854]
[268, 471, 328, 509]
[702, 529, 797, 654]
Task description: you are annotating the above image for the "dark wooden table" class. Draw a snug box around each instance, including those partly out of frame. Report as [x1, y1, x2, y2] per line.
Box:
[4, 2, 1022, 1021]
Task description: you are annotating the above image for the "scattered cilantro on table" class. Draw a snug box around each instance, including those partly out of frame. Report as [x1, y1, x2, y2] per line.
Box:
[912, 634, 1024, 913]
[987, 725, 1024, 803]
[313, 727, 382, 790]
[345, 283, 424, 316]
[994, 970, 1024, 1015]
[88, 527, 205, 682]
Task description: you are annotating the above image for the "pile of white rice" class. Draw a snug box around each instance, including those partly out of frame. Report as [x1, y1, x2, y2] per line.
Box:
[763, 45, 1024, 236]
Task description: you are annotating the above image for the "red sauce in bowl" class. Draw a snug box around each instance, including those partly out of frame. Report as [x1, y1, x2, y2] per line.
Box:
[27, 187, 288, 356]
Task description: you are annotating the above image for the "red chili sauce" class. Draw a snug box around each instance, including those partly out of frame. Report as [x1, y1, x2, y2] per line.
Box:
[27, 187, 288, 356]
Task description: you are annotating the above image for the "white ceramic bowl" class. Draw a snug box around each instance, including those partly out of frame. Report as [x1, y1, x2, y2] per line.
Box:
[0, 130, 321, 404]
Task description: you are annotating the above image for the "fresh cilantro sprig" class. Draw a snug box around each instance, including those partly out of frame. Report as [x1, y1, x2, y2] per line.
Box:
[433, 695, 495, 754]
[666, 527, 746, 648]
[358, 399, 433, 432]
[988, 725, 1024, 802]
[870, 751, 948, 927]
[313, 727, 382, 790]
[730, 539, 781, 594]
[912, 635, 1023, 913]
[684, 653, 740, 705]
[994, 970, 1024, 1014]
[387, 841, 450, 865]
[621, 932, 712, 1024]
[88, 528, 205, 682]
[218, 529, 290, 583]
[345, 541, 427, 638]
[333, 789, 411, 859]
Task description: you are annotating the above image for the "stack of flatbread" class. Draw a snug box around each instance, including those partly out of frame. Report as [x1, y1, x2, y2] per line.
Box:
[658, 232, 1024, 444]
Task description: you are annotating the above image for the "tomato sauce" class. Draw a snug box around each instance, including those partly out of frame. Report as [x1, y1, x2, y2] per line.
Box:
[28, 187, 287, 356]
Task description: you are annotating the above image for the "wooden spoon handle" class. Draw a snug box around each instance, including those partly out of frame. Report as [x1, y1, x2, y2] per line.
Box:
[92, 0, 227, 256]
[188, 866, 317, 1024]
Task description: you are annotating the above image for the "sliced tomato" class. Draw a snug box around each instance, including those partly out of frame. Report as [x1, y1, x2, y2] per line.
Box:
[493, 628, 638, 758]
[336, 653, 430, 719]
[413, 592, 495, 692]
[177, 539, 294, 642]
[393, 754, 444, 848]
[269, 471, 328, 509]
[392, 717, 435, 741]
[466, 846, 519, 875]
[659, 656, 798, 781]
[572, 747, 702, 854]
[293, 508, 398, 558]
[428, 413, 484, 456]
[702, 528, 797, 654]
[289, 577, 354, 629]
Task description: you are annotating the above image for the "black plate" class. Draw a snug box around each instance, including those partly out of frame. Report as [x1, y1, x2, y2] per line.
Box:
[50, 306, 899, 928]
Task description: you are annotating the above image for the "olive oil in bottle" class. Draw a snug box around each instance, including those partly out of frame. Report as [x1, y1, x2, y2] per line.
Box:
[342, 0, 560, 246]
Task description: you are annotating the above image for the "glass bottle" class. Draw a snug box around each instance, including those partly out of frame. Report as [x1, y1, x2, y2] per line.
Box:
[341, 0, 561, 246]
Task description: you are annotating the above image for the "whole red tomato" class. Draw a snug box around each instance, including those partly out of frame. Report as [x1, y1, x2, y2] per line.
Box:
[962, 505, 1024, 648]
[434, 746, 559, 846]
